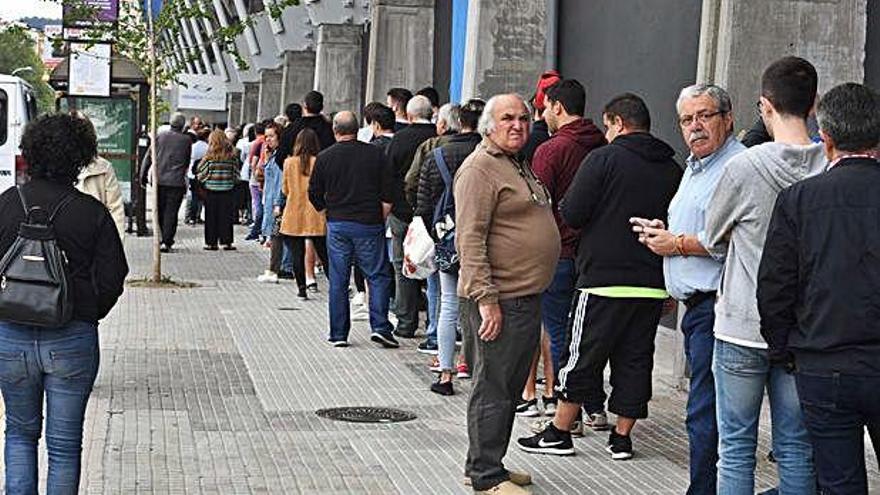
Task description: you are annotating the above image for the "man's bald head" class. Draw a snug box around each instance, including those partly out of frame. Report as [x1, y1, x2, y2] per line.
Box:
[333, 111, 359, 137]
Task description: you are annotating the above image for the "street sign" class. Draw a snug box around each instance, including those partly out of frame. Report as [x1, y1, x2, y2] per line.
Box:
[177, 74, 227, 111]
[63, 0, 120, 28]
[68, 42, 112, 97]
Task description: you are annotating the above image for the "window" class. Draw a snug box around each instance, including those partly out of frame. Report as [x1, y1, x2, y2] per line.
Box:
[24, 90, 37, 123]
[0, 89, 7, 146]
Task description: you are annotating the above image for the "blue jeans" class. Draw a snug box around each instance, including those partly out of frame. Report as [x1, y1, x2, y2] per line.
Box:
[0, 320, 99, 495]
[541, 258, 575, 375]
[425, 271, 440, 346]
[682, 297, 718, 495]
[437, 271, 459, 371]
[795, 372, 880, 494]
[326, 220, 394, 342]
[247, 184, 263, 238]
[713, 339, 815, 495]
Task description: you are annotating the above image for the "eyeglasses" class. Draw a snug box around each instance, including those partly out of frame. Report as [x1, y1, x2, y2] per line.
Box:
[511, 159, 551, 207]
[678, 110, 725, 128]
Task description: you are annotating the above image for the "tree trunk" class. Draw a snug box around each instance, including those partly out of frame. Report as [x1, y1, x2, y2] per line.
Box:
[147, 0, 162, 283]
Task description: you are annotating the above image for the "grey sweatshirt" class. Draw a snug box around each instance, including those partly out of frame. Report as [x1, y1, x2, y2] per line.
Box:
[699, 141, 826, 348]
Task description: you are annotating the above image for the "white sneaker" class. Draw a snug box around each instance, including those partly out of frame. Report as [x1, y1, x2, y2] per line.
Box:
[351, 305, 369, 322]
[351, 291, 366, 306]
[257, 271, 278, 284]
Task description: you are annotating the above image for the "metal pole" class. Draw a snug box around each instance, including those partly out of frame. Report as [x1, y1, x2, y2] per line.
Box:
[147, 0, 162, 282]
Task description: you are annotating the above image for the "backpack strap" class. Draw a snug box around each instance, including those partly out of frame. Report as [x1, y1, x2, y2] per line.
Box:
[15, 186, 28, 215]
[432, 148, 452, 226]
[434, 147, 451, 186]
[48, 193, 77, 225]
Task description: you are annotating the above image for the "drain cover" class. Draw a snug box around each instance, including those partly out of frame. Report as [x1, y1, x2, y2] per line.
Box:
[316, 406, 416, 423]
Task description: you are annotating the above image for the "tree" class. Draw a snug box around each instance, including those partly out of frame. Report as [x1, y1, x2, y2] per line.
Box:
[60, 0, 299, 282]
[0, 27, 56, 113]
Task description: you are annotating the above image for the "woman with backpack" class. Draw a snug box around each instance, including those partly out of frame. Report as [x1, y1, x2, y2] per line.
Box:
[414, 99, 485, 396]
[279, 128, 329, 299]
[0, 113, 128, 492]
[196, 129, 242, 251]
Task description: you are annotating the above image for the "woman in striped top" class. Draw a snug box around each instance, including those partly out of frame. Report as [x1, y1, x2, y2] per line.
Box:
[196, 130, 241, 250]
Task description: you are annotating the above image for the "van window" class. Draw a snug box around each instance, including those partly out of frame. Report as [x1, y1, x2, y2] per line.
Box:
[0, 89, 7, 146]
[24, 90, 37, 123]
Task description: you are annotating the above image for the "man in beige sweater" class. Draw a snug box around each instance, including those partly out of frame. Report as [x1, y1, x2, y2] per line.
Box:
[455, 94, 560, 495]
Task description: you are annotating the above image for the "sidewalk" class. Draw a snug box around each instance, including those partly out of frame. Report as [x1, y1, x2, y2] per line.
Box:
[3, 224, 876, 493]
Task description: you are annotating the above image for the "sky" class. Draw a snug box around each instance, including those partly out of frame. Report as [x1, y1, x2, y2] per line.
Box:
[0, 1, 63, 21]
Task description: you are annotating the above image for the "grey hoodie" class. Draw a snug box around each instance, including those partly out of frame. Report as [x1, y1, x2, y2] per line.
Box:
[699, 141, 826, 348]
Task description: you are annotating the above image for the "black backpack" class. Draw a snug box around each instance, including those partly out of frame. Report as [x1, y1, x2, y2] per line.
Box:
[0, 188, 76, 327]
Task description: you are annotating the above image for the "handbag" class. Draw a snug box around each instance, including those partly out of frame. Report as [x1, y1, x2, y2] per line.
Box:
[0, 188, 76, 327]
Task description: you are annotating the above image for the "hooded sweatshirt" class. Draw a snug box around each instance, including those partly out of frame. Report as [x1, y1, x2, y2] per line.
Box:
[700, 141, 826, 348]
[561, 132, 681, 289]
[531, 118, 606, 259]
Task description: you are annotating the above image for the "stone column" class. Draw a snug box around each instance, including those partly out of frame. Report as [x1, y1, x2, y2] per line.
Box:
[258, 68, 284, 120]
[365, 0, 435, 104]
[227, 92, 243, 127]
[701, 0, 867, 132]
[242, 82, 260, 125]
[461, 0, 547, 100]
[314, 24, 364, 114]
[280, 50, 317, 108]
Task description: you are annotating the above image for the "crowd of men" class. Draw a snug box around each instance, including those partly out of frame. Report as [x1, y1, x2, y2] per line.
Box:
[146, 55, 880, 495]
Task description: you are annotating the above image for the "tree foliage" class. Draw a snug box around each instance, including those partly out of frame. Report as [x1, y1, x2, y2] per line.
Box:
[0, 27, 56, 113]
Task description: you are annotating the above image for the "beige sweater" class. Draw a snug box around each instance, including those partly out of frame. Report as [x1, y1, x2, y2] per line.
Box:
[77, 157, 126, 240]
[454, 138, 560, 303]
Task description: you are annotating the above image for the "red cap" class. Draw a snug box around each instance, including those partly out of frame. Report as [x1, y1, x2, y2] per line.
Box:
[533, 70, 561, 112]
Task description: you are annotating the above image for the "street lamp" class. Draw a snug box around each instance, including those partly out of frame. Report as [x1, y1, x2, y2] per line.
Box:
[11, 67, 34, 77]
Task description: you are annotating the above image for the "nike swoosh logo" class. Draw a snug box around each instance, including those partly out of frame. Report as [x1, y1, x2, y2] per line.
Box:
[538, 439, 563, 448]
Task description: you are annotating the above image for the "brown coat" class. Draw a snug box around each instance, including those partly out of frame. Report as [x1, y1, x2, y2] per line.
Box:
[280, 155, 326, 236]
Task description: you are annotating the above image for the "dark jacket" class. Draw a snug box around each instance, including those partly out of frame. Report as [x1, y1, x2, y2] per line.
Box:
[561, 132, 682, 289]
[141, 128, 192, 187]
[0, 180, 129, 324]
[371, 134, 393, 154]
[531, 118, 606, 259]
[386, 123, 437, 222]
[519, 119, 550, 164]
[758, 157, 880, 375]
[277, 115, 336, 161]
[308, 140, 394, 225]
[415, 132, 482, 224]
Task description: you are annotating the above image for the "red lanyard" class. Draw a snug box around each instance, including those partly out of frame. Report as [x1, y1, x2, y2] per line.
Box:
[827, 154, 876, 170]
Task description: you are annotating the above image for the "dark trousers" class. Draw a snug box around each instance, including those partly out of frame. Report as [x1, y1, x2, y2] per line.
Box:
[186, 179, 203, 222]
[682, 297, 718, 495]
[269, 234, 290, 274]
[157, 185, 186, 247]
[796, 372, 880, 494]
[388, 214, 420, 336]
[463, 295, 542, 491]
[541, 258, 576, 376]
[354, 267, 366, 293]
[203, 190, 235, 247]
[290, 236, 329, 289]
[556, 292, 663, 419]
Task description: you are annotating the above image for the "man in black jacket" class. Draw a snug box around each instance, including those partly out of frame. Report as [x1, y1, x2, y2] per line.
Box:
[141, 112, 192, 252]
[518, 93, 681, 460]
[385, 95, 437, 338]
[276, 91, 335, 162]
[757, 82, 880, 494]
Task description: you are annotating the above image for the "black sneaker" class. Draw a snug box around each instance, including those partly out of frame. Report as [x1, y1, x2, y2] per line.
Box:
[417, 340, 439, 355]
[515, 398, 540, 417]
[430, 379, 453, 396]
[278, 271, 294, 280]
[306, 282, 319, 292]
[392, 329, 416, 339]
[516, 422, 575, 456]
[296, 288, 308, 300]
[370, 332, 400, 348]
[606, 429, 633, 460]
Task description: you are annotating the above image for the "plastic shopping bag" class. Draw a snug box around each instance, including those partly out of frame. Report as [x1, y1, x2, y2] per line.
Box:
[402, 216, 437, 280]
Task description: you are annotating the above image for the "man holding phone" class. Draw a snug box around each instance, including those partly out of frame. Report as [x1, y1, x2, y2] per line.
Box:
[636, 84, 745, 495]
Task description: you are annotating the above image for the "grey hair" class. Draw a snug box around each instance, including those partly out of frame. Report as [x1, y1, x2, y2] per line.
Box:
[274, 114, 289, 127]
[406, 95, 434, 120]
[676, 84, 732, 115]
[170, 112, 186, 129]
[477, 94, 527, 136]
[437, 103, 462, 132]
[332, 111, 359, 136]
[816, 82, 880, 152]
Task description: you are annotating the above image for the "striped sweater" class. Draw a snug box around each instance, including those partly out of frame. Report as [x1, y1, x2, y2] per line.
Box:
[197, 158, 240, 192]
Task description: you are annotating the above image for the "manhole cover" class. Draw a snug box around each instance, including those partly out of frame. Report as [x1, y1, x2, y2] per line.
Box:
[316, 406, 416, 423]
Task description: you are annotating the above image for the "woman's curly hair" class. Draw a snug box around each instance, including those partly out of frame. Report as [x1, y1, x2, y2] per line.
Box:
[20, 113, 98, 185]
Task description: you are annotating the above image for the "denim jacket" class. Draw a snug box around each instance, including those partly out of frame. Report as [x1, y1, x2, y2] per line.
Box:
[261, 153, 282, 236]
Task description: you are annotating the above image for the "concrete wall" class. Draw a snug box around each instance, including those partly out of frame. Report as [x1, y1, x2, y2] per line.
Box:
[365, 0, 435, 104]
[434, 0, 453, 103]
[242, 82, 260, 124]
[281, 50, 317, 109]
[558, 0, 703, 159]
[866, 0, 880, 91]
[258, 68, 284, 120]
[315, 24, 365, 114]
[708, 0, 867, 134]
[227, 92, 243, 127]
[461, 0, 547, 100]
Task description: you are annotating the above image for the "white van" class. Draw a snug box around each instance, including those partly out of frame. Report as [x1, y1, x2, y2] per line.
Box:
[0, 75, 38, 194]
